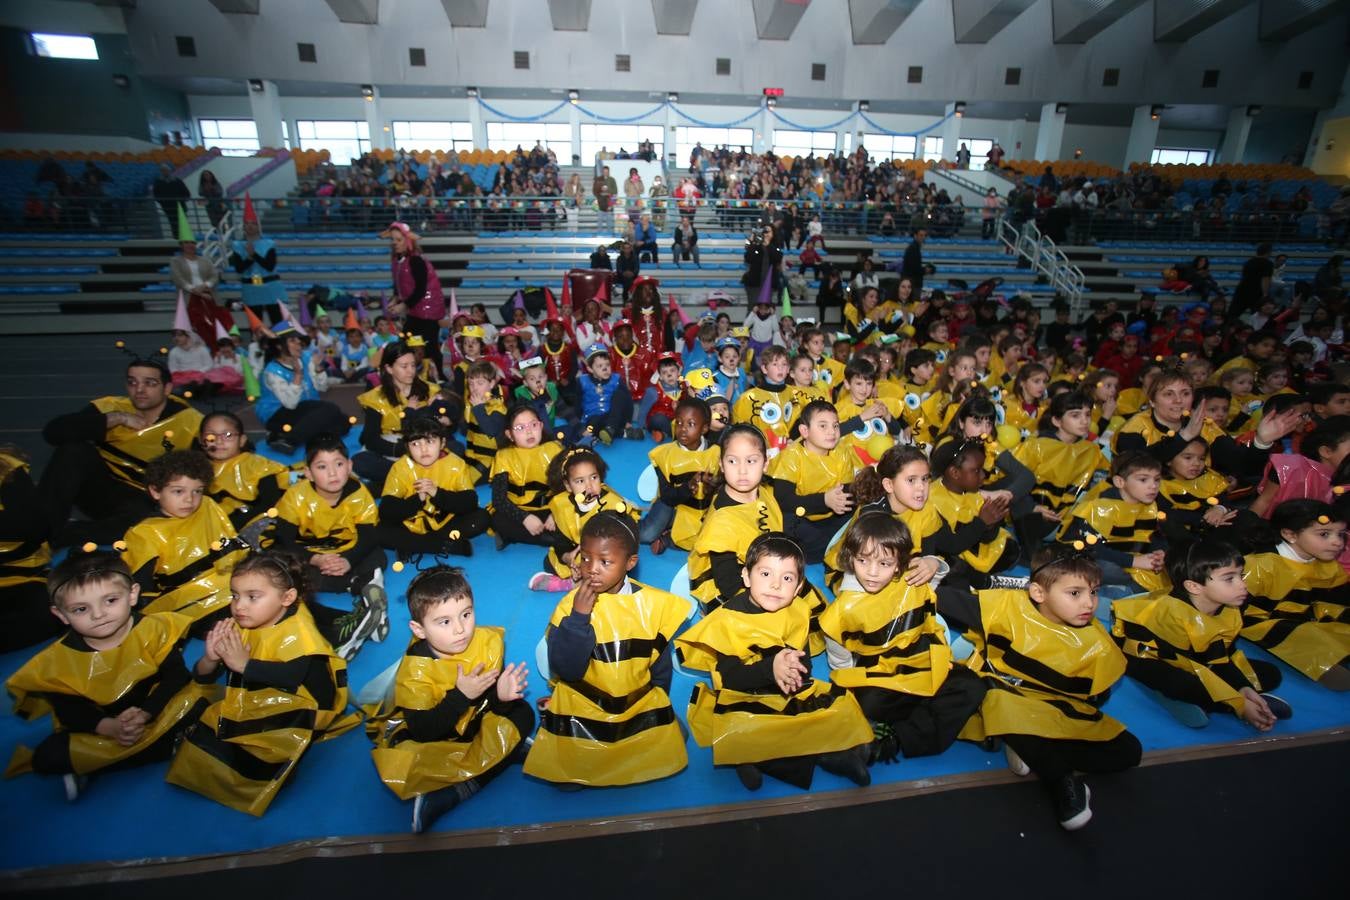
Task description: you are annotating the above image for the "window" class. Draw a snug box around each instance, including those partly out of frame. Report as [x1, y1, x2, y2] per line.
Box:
[486, 122, 570, 158]
[1201, 69, 1219, 89]
[961, 138, 994, 162]
[298, 43, 317, 63]
[923, 137, 944, 162]
[1102, 67, 1119, 87]
[615, 54, 631, 72]
[1297, 70, 1313, 90]
[281, 121, 290, 151]
[580, 124, 663, 166]
[811, 63, 826, 81]
[907, 66, 922, 84]
[715, 57, 731, 76]
[513, 51, 530, 69]
[392, 121, 474, 153]
[198, 119, 261, 156]
[1005, 67, 1021, 86]
[1150, 147, 1212, 166]
[295, 120, 371, 165]
[771, 129, 835, 158]
[861, 134, 917, 162]
[409, 47, 426, 67]
[674, 126, 753, 166]
[30, 33, 98, 60]
[176, 35, 196, 58]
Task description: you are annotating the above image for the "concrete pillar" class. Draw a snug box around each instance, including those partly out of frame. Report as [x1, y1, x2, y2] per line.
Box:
[248, 80, 284, 150]
[756, 103, 772, 154]
[1124, 104, 1161, 167]
[1219, 106, 1253, 164]
[568, 101, 581, 165]
[663, 100, 677, 166]
[469, 98, 486, 150]
[364, 85, 389, 151]
[1033, 102, 1066, 161]
[941, 101, 962, 162]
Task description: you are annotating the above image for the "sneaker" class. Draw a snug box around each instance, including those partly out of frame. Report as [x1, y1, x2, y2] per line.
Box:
[62, 773, 88, 802]
[411, 788, 460, 834]
[818, 744, 871, 787]
[362, 575, 389, 643]
[650, 430, 665, 444]
[623, 425, 645, 440]
[736, 763, 763, 791]
[650, 536, 667, 556]
[269, 437, 296, 456]
[1005, 745, 1031, 777]
[1260, 693, 1293, 720]
[333, 594, 383, 660]
[867, 721, 901, 765]
[529, 572, 574, 592]
[442, 537, 473, 557]
[597, 428, 613, 446]
[1053, 776, 1092, 831]
[987, 574, 1030, 591]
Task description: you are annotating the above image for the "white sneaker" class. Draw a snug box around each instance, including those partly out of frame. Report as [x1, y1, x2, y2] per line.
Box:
[63, 773, 87, 802]
[988, 574, 1030, 591]
[1005, 745, 1031, 777]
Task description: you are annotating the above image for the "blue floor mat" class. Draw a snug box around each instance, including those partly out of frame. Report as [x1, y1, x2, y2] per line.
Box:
[2, 436, 1348, 872]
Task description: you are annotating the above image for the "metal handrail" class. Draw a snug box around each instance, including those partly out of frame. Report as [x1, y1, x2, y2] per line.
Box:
[998, 216, 1085, 314]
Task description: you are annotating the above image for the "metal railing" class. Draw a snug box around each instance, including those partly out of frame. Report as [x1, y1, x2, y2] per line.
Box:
[999, 217, 1086, 314]
[1042, 206, 1330, 246]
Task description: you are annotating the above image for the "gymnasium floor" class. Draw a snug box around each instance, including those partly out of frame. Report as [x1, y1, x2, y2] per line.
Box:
[1, 334, 1348, 892]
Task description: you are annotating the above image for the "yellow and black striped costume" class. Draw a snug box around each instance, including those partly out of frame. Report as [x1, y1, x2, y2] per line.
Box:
[929, 481, 1009, 573]
[209, 452, 289, 527]
[463, 391, 508, 483]
[766, 442, 862, 524]
[89, 396, 203, 489]
[5, 612, 210, 777]
[166, 604, 360, 816]
[1112, 592, 1267, 717]
[524, 580, 691, 786]
[819, 580, 952, 697]
[121, 497, 246, 625]
[809, 354, 846, 389]
[356, 380, 443, 439]
[0, 451, 49, 591]
[676, 594, 872, 766]
[1002, 399, 1046, 437]
[488, 441, 563, 517]
[959, 589, 1128, 742]
[1057, 485, 1170, 593]
[273, 478, 379, 555]
[647, 442, 721, 550]
[1160, 469, 1229, 513]
[543, 486, 641, 575]
[1240, 552, 1350, 682]
[366, 627, 528, 800]
[381, 452, 478, 535]
[1012, 436, 1108, 515]
[822, 499, 945, 593]
[732, 385, 796, 452]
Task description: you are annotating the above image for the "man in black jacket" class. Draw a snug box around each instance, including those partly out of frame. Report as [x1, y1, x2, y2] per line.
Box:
[901, 227, 928, 293]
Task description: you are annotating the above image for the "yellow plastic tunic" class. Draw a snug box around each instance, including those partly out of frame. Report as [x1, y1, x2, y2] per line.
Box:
[1160, 469, 1230, 512]
[463, 393, 507, 483]
[524, 580, 691, 786]
[820, 580, 952, 697]
[209, 452, 290, 523]
[1112, 592, 1263, 716]
[647, 442, 721, 550]
[767, 442, 862, 523]
[0, 452, 49, 589]
[544, 486, 641, 574]
[5, 612, 210, 776]
[1057, 488, 1169, 593]
[488, 441, 562, 515]
[1240, 552, 1350, 681]
[356, 380, 443, 438]
[1012, 436, 1108, 514]
[929, 482, 1009, 573]
[1002, 399, 1045, 438]
[833, 393, 906, 458]
[273, 478, 378, 555]
[810, 355, 846, 389]
[918, 390, 960, 442]
[676, 597, 873, 765]
[960, 589, 1128, 742]
[732, 386, 797, 455]
[367, 628, 526, 800]
[822, 501, 944, 593]
[166, 604, 360, 816]
[382, 452, 478, 535]
[1115, 388, 1147, 418]
[89, 396, 203, 489]
[121, 497, 245, 624]
[786, 383, 829, 408]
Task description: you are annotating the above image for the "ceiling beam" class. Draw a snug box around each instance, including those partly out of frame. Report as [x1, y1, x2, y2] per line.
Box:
[324, 0, 379, 25]
[1154, 0, 1253, 43]
[207, 0, 259, 13]
[1259, 0, 1350, 40]
[753, 0, 811, 40]
[438, 0, 489, 27]
[848, 0, 921, 45]
[650, 0, 698, 35]
[1051, 0, 1148, 43]
[952, 0, 1037, 43]
[547, 0, 592, 30]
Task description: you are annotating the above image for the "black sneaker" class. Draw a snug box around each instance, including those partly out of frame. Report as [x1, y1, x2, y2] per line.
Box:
[411, 788, 460, 834]
[1317, 666, 1350, 692]
[269, 437, 296, 455]
[1261, 693, 1293, 720]
[63, 773, 88, 802]
[736, 763, 763, 791]
[1053, 776, 1092, 830]
[623, 425, 645, 440]
[818, 744, 871, 787]
[867, 721, 901, 765]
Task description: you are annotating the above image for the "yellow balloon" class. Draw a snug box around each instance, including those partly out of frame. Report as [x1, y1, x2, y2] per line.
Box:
[995, 424, 1022, 450]
[861, 431, 893, 465]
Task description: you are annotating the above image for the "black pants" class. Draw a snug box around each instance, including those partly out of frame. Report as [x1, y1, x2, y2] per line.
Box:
[945, 539, 1022, 591]
[853, 666, 987, 758]
[352, 452, 395, 494]
[490, 509, 569, 549]
[793, 513, 849, 565]
[39, 442, 146, 538]
[265, 400, 349, 448]
[421, 701, 535, 799]
[1125, 656, 1282, 712]
[581, 389, 634, 437]
[31, 697, 207, 775]
[405, 315, 443, 377]
[375, 513, 490, 557]
[248, 303, 282, 326]
[0, 580, 65, 653]
[1002, 730, 1142, 784]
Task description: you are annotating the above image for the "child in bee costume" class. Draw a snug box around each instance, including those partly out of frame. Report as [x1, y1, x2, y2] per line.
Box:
[378, 417, 488, 560]
[1239, 500, 1350, 690]
[167, 552, 361, 816]
[529, 448, 641, 593]
[0, 446, 60, 651]
[733, 345, 797, 458]
[199, 411, 290, 533]
[366, 567, 533, 833]
[640, 397, 720, 554]
[677, 534, 874, 791]
[6, 554, 210, 798]
[1112, 539, 1291, 728]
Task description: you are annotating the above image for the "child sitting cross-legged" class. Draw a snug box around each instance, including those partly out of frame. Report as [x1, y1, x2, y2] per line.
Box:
[577, 345, 633, 447]
[524, 512, 692, 787]
[366, 566, 533, 833]
[5, 553, 210, 801]
[198, 412, 289, 535]
[488, 405, 565, 550]
[768, 400, 864, 564]
[820, 513, 986, 763]
[529, 448, 641, 593]
[952, 548, 1141, 831]
[639, 397, 721, 555]
[1057, 450, 1169, 597]
[167, 551, 361, 816]
[378, 417, 489, 562]
[676, 533, 875, 792]
[1112, 538, 1292, 729]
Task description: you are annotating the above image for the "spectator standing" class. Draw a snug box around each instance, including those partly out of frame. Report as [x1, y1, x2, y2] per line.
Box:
[199, 170, 227, 230]
[1231, 242, 1275, 322]
[955, 143, 972, 169]
[152, 163, 190, 235]
[901, 227, 928, 294]
[383, 221, 446, 375]
[593, 165, 617, 232]
[229, 196, 287, 325]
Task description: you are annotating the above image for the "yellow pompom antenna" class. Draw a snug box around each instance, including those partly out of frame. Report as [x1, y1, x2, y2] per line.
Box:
[969, 380, 979, 389]
[348, 416, 358, 425]
[1154, 355, 1163, 362]
[1334, 486, 1346, 495]
[114, 340, 125, 349]
[1206, 496, 1219, 506]
[392, 560, 405, 573]
[204, 433, 216, 443]
[795, 506, 806, 516]
[282, 424, 293, 432]
[159, 347, 169, 355]
[1084, 533, 1099, 545]
[575, 491, 587, 504]
[1180, 352, 1189, 360]
[183, 390, 193, 399]
[82, 542, 98, 553]
[163, 430, 174, 440]
[1071, 539, 1086, 551]
[266, 507, 279, 518]
[449, 530, 460, 540]
[1164, 430, 1176, 438]
[1156, 510, 1167, 521]
[210, 540, 223, 552]
[246, 395, 257, 402]
[438, 407, 447, 416]
[614, 501, 626, 513]
[398, 409, 407, 418]
[1317, 515, 1331, 525]
[557, 431, 566, 440]
[112, 540, 127, 551]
